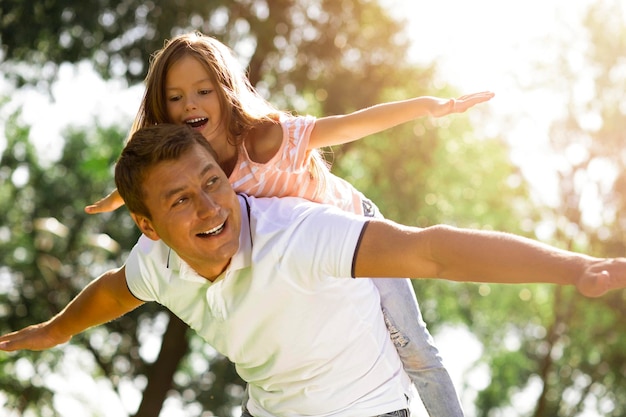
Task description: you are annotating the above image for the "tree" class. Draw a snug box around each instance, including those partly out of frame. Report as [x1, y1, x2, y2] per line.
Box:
[0, 0, 411, 91]
[3, 1, 598, 416]
[0, 111, 141, 415]
[0, 1, 439, 416]
[466, 2, 626, 416]
[0, 107, 249, 415]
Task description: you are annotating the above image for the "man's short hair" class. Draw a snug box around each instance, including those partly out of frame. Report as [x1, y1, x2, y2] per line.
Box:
[115, 124, 219, 218]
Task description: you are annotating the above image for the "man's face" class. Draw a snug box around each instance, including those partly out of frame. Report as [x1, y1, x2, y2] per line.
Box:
[133, 144, 241, 280]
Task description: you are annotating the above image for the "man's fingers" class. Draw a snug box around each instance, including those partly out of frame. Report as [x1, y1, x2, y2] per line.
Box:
[578, 270, 611, 298]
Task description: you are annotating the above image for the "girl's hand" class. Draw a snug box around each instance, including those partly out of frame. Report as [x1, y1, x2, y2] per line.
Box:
[431, 91, 495, 118]
[84, 189, 125, 214]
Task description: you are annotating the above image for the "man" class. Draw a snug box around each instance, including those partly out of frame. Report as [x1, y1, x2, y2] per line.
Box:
[1, 124, 623, 417]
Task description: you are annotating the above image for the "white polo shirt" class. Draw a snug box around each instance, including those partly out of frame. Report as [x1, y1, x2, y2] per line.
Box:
[125, 195, 411, 416]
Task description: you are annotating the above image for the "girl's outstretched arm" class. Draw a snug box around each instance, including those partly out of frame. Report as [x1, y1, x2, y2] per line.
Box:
[85, 188, 125, 214]
[309, 91, 495, 149]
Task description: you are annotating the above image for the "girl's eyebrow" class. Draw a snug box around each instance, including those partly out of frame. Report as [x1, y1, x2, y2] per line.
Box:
[166, 78, 214, 91]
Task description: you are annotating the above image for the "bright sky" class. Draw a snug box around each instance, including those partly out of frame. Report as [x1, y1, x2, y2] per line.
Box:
[394, 1, 600, 415]
[1, 0, 595, 202]
[0, 1, 605, 416]
[392, 0, 596, 209]
[0, 63, 144, 163]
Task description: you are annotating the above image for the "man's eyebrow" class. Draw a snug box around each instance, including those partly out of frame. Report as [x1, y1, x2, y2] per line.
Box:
[161, 162, 216, 201]
[199, 162, 215, 178]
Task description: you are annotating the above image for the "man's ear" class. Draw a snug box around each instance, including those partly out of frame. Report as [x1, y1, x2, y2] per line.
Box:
[131, 213, 161, 241]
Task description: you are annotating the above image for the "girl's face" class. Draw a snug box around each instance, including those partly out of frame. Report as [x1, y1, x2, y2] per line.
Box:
[133, 144, 241, 281]
[165, 55, 227, 149]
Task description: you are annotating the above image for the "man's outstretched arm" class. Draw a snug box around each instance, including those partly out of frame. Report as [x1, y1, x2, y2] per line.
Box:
[354, 221, 623, 298]
[0, 266, 144, 351]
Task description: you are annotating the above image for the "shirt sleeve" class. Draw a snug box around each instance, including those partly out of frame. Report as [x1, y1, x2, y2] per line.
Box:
[267, 200, 368, 283]
[124, 235, 170, 302]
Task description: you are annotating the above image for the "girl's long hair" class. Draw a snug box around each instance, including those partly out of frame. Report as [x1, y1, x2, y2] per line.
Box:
[130, 32, 329, 187]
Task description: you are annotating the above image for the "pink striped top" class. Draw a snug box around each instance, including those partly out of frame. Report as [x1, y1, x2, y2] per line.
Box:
[229, 115, 366, 215]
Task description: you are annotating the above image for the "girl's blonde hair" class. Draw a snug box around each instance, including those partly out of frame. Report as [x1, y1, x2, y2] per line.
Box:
[130, 32, 329, 185]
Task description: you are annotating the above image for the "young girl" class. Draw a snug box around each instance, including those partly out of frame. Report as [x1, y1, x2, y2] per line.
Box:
[86, 32, 494, 416]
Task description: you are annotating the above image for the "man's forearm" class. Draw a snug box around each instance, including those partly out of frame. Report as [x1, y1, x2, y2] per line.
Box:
[427, 224, 592, 285]
[51, 268, 141, 339]
[0, 267, 143, 351]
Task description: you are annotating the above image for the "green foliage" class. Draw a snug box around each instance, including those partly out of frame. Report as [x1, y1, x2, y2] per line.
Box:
[0, 1, 427, 415]
[0, 107, 147, 415]
[173, 336, 246, 415]
[4, 1, 626, 416]
[0, 350, 60, 416]
[0, 0, 414, 96]
[330, 80, 539, 334]
[465, 2, 626, 416]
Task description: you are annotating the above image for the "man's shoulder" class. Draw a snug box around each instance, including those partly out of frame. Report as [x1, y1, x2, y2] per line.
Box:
[243, 193, 306, 206]
[133, 234, 170, 258]
[126, 235, 178, 278]
[241, 194, 339, 223]
[239, 194, 364, 237]
[238, 194, 368, 282]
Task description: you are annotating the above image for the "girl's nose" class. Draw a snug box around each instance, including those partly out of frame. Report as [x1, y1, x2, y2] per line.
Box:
[184, 97, 197, 111]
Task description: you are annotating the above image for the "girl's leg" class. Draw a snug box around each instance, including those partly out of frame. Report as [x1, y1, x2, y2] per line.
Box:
[373, 277, 465, 417]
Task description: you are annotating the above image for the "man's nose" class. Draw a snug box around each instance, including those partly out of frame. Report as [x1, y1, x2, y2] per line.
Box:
[196, 192, 220, 218]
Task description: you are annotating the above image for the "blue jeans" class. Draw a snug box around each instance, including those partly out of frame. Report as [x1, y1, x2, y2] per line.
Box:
[363, 196, 464, 417]
[240, 201, 464, 417]
[374, 277, 464, 417]
[239, 279, 465, 417]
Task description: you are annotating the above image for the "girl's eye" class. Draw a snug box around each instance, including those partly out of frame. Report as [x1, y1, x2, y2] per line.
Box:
[199, 89, 212, 95]
[168, 95, 182, 102]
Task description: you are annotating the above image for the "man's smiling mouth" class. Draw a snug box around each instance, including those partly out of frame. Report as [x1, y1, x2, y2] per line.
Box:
[197, 222, 225, 237]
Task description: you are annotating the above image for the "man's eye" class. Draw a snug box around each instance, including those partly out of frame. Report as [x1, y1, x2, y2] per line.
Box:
[172, 197, 187, 207]
[206, 176, 220, 188]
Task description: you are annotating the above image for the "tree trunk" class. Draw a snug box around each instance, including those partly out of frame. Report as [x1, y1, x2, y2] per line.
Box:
[133, 311, 189, 417]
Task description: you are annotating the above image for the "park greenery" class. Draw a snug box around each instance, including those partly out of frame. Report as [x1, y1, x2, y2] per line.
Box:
[1, 1, 625, 416]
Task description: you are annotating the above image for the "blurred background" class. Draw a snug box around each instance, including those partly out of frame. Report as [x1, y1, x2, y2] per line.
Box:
[1, 1, 625, 416]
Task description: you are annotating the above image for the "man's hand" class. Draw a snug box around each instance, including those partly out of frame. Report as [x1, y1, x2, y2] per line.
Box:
[576, 258, 626, 298]
[1, 267, 143, 354]
[0, 321, 71, 352]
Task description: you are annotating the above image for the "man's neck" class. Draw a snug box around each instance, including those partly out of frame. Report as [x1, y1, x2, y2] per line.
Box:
[189, 259, 232, 282]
